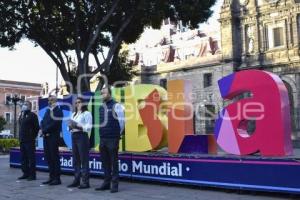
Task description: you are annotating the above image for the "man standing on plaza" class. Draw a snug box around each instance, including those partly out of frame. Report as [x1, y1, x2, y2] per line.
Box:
[95, 86, 125, 193]
[41, 95, 63, 185]
[18, 101, 40, 181]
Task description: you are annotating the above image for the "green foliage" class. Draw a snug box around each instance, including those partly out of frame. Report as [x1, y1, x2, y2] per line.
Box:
[107, 49, 138, 86]
[0, 139, 19, 153]
[0, 116, 6, 132]
[0, 0, 216, 92]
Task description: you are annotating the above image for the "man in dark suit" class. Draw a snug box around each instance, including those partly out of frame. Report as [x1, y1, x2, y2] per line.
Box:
[41, 95, 63, 185]
[18, 101, 40, 181]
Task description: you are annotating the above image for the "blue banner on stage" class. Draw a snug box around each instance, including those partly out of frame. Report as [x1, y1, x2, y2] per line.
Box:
[9, 148, 300, 194]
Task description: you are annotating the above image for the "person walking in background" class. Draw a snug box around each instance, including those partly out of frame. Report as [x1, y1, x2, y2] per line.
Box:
[67, 97, 93, 189]
[95, 86, 125, 193]
[18, 101, 40, 181]
[40, 95, 63, 185]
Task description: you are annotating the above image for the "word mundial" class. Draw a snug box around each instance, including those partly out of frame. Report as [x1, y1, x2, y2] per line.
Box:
[60, 157, 184, 177]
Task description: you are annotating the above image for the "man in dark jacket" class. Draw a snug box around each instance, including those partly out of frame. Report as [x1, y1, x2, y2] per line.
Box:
[40, 95, 63, 185]
[18, 101, 40, 181]
[95, 86, 125, 193]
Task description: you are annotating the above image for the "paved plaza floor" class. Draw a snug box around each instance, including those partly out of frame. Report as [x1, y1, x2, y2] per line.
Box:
[0, 155, 298, 200]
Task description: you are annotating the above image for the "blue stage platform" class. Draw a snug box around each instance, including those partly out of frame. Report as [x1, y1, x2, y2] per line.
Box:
[9, 148, 300, 194]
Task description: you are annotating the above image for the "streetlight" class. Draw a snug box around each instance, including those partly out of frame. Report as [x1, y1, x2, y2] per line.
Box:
[7, 94, 23, 138]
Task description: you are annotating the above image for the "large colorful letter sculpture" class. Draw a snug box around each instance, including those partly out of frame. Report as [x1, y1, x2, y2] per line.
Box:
[125, 85, 168, 152]
[214, 70, 293, 156]
[167, 80, 217, 154]
[167, 80, 194, 153]
[38, 70, 293, 157]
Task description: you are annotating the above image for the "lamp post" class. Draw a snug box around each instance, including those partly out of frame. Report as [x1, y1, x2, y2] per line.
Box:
[7, 95, 22, 138]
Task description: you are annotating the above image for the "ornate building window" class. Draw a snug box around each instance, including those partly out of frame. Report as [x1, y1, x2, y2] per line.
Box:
[32, 100, 38, 111]
[266, 22, 285, 49]
[297, 14, 300, 43]
[159, 78, 167, 89]
[245, 25, 255, 54]
[203, 73, 212, 88]
[204, 104, 215, 133]
[5, 112, 11, 123]
[20, 95, 26, 102]
[273, 27, 284, 47]
[5, 93, 11, 105]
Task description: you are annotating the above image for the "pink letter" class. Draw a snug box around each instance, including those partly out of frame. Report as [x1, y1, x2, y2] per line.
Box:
[215, 70, 293, 156]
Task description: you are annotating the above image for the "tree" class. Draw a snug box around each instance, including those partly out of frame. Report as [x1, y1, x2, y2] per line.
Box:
[0, 116, 6, 132]
[107, 48, 138, 86]
[0, 0, 216, 93]
[93, 47, 138, 91]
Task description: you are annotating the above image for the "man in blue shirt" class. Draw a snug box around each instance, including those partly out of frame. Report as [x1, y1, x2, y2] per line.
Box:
[95, 86, 124, 193]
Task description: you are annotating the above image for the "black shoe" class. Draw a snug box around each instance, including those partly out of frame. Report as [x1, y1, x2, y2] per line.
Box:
[78, 183, 90, 189]
[110, 187, 118, 193]
[27, 176, 36, 181]
[67, 181, 80, 188]
[18, 175, 29, 180]
[42, 179, 53, 184]
[49, 179, 61, 185]
[95, 184, 110, 191]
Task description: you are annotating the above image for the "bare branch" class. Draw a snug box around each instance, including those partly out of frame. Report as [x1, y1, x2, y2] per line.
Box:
[39, 43, 61, 67]
[74, 0, 82, 63]
[92, 13, 134, 75]
[32, 31, 71, 82]
[38, 42, 70, 82]
[100, 48, 106, 60]
[62, 51, 71, 73]
[83, 0, 120, 59]
[88, 0, 102, 42]
[93, 52, 102, 69]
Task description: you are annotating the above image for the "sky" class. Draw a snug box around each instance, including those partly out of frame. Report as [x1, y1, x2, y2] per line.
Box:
[0, 0, 222, 91]
[0, 40, 62, 89]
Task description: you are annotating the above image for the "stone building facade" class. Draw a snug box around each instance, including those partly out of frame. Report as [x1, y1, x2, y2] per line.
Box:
[139, 57, 233, 134]
[0, 80, 42, 136]
[220, 0, 300, 141]
[133, 0, 300, 143]
[130, 19, 233, 134]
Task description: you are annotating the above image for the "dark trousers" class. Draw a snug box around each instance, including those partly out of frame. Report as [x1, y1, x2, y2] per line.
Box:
[72, 132, 90, 184]
[20, 141, 36, 178]
[43, 135, 61, 181]
[100, 138, 120, 188]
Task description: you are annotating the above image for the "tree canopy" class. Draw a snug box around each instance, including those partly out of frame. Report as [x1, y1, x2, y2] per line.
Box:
[0, 0, 216, 93]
